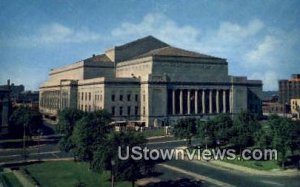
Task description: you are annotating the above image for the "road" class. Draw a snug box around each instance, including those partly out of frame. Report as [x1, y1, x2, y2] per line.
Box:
[0, 135, 299, 186]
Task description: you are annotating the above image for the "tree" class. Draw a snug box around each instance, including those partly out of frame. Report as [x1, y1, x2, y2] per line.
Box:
[173, 118, 197, 147]
[197, 120, 215, 149]
[210, 114, 233, 147]
[9, 106, 42, 138]
[56, 108, 84, 152]
[229, 111, 260, 153]
[91, 131, 153, 187]
[71, 110, 111, 161]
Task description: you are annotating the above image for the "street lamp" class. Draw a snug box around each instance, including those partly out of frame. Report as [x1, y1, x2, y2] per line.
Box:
[111, 160, 115, 187]
[37, 129, 43, 161]
[23, 123, 27, 161]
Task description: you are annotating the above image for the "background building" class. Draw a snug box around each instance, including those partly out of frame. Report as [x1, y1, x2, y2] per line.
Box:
[0, 80, 12, 135]
[39, 36, 263, 127]
[291, 99, 300, 119]
[279, 74, 300, 105]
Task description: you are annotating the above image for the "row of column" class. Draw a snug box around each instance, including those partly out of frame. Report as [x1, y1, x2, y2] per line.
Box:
[170, 89, 230, 115]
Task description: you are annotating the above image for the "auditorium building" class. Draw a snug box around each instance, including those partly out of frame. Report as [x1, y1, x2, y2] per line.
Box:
[39, 36, 262, 127]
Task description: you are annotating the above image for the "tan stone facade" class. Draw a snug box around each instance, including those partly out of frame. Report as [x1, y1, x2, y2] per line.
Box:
[39, 36, 263, 126]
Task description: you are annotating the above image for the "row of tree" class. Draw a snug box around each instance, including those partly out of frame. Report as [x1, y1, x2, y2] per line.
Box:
[56, 108, 154, 187]
[173, 112, 300, 168]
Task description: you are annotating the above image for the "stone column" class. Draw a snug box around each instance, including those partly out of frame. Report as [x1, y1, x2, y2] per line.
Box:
[202, 90, 205, 113]
[172, 90, 176, 115]
[216, 90, 220, 113]
[187, 90, 191, 115]
[223, 90, 226, 113]
[179, 89, 183, 115]
[209, 90, 213, 114]
[195, 90, 198, 114]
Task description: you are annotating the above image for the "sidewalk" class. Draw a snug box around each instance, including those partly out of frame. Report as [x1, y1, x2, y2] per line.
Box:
[191, 159, 300, 177]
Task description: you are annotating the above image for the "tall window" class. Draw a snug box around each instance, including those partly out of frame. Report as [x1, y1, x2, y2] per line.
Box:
[89, 93, 91, 101]
[120, 94, 123, 101]
[119, 106, 123, 116]
[127, 94, 131, 101]
[112, 106, 115, 116]
[127, 106, 131, 116]
[135, 94, 138, 102]
[112, 94, 115, 101]
[135, 106, 138, 115]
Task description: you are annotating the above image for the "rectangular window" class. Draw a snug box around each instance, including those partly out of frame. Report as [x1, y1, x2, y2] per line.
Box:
[120, 94, 123, 101]
[81, 92, 84, 100]
[85, 93, 87, 101]
[143, 106, 145, 116]
[89, 93, 91, 101]
[112, 94, 115, 101]
[127, 106, 131, 116]
[112, 106, 115, 116]
[119, 106, 123, 116]
[135, 94, 138, 102]
[135, 106, 138, 116]
[127, 94, 131, 101]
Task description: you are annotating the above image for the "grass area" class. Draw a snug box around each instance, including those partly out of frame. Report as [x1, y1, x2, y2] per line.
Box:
[22, 161, 131, 187]
[0, 172, 23, 187]
[223, 156, 281, 171]
[142, 128, 165, 138]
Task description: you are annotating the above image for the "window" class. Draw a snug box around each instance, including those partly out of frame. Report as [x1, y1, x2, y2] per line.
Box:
[120, 94, 123, 101]
[127, 94, 131, 101]
[85, 105, 87, 111]
[112, 94, 115, 101]
[143, 106, 145, 116]
[81, 92, 84, 100]
[88, 105, 91, 112]
[135, 94, 138, 102]
[135, 106, 138, 115]
[100, 95, 102, 102]
[89, 93, 91, 101]
[119, 106, 123, 116]
[85, 93, 87, 101]
[112, 106, 115, 116]
[127, 106, 131, 116]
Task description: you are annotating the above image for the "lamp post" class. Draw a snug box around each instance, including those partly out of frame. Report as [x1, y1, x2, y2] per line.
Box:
[111, 160, 115, 187]
[23, 123, 27, 161]
[37, 129, 43, 161]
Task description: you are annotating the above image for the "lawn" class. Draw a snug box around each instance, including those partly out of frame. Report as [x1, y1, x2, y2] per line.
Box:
[0, 172, 23, 187]
[142, 128, 165, 138]
[223, 157, 281, 171]
[22, 161, 131, 187]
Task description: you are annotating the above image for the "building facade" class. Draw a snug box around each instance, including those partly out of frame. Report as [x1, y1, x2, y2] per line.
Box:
[291, 99, 300, 119]
[279, 74, 300, 105]
[39, 36, 263, 127]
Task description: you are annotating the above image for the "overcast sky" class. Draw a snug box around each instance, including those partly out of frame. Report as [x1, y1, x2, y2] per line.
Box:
[0, 0, 299, 91]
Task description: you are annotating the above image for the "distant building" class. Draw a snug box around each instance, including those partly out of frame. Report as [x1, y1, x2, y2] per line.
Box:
[279, 74, 300, 105]
[291, 99, 300, 119]
[0, 80, 12, 134]
[14, 91, 39, 110]
[0, 83, 24, 101]
[39, 36, 263, 127]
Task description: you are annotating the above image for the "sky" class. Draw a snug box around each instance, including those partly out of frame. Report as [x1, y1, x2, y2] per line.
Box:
[0, 0, 299, 91]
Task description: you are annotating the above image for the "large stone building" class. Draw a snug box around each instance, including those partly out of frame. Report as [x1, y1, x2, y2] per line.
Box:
[279, 74, 300, 105]
[39, 36, 263, 127]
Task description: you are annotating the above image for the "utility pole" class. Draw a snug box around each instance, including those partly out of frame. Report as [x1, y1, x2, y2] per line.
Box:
[23, 123, 27, 161]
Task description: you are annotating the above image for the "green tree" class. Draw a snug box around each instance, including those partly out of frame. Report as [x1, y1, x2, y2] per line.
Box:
[197, 120, 215, 148]
[9, 106, 42, 138]
[71, 110, 111, 161]
[91, 131, 152, 187]
[56, 108, 84, 152]
[173, 118, 197, 147]
[211, 114, 233, 147]
[230, 111, 260, 153]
